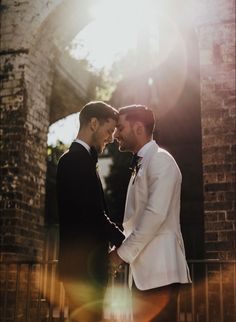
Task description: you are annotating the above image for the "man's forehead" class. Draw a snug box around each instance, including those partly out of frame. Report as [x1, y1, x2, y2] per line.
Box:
[117, 114, 128, 125]
[118, 114, 126, 123]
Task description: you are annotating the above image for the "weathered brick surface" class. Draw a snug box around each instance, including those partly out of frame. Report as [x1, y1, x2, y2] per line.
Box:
[0, 0, 62, 50]
[194, 0, 236, 260]
[0, 51, 51, 261]
[0, 0, 57, 261]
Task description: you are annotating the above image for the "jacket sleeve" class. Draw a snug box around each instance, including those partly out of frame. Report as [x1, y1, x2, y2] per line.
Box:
[117, 152, 181, 263]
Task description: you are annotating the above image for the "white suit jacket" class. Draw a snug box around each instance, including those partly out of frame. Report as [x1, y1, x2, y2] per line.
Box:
[117, 141, 191, 290]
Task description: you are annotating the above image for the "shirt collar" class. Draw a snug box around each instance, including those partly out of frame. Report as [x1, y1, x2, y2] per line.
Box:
[74, 139, 91, 153]
[137, 140, 155, 158]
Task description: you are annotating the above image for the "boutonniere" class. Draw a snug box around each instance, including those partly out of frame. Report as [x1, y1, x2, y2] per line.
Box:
[132, 159, 142, 184]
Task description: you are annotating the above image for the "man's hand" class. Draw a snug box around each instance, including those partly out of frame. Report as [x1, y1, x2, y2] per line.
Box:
[109, 249, 125, 276]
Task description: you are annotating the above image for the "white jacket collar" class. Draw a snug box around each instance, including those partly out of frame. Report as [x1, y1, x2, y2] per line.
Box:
[137, 140, 157, 159]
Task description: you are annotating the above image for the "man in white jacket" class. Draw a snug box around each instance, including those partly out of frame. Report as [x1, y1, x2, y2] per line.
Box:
[110, 105, 191, 321]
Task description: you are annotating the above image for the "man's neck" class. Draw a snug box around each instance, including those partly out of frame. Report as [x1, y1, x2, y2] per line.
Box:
[133, 138, 152, 154]
[76, 133, 91, 147]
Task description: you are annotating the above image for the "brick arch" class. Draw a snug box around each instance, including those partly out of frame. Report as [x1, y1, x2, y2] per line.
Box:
[27, 0, 95, 124]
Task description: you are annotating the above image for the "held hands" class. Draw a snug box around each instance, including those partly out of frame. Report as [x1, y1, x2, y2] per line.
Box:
[109, 249, 125, 277]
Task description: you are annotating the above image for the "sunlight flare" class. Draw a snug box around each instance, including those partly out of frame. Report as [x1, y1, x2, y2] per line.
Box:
[69, 0, 160, 71]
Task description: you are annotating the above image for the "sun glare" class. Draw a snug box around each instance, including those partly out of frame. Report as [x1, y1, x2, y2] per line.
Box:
[69, 0, 160, 72]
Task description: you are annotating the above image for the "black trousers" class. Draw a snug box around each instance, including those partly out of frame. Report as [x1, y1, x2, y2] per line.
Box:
[132, 283, 180, 322]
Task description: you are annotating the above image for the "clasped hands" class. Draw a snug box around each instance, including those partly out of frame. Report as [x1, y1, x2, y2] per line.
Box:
[109, 248, 125, 277]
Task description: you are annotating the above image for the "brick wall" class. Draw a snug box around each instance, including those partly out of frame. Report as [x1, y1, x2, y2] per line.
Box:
[0, 0, 58, 261]
[1, 51, 45, 260]
[194, 0, 236, 260]
[0, 0, 92, 261]
[0, 1, 59, 320]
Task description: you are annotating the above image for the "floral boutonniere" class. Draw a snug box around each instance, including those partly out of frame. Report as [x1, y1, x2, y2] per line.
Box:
[131, 157, 142, 184]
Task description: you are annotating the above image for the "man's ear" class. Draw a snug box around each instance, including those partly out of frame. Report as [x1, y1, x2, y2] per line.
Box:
[90, 117, 99, 132]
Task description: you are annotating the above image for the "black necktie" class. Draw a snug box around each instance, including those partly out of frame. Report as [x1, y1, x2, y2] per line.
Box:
[90, 146, 98, 164]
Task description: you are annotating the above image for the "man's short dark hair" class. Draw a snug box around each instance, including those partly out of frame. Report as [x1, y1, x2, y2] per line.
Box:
[79, 101, 118, 128]
[119, 105, 155, 136]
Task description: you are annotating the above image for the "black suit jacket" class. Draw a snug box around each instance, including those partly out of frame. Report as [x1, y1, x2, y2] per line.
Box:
[56, 142, 124, 285]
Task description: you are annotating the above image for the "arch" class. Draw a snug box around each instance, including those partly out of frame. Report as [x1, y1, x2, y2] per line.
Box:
[27, 0, 96, 124]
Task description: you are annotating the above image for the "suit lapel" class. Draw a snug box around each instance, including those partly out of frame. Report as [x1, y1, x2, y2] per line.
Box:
[124, 142, 159, 224]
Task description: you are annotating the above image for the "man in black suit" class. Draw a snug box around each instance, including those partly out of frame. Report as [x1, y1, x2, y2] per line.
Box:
[56, 101, 125, 322]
